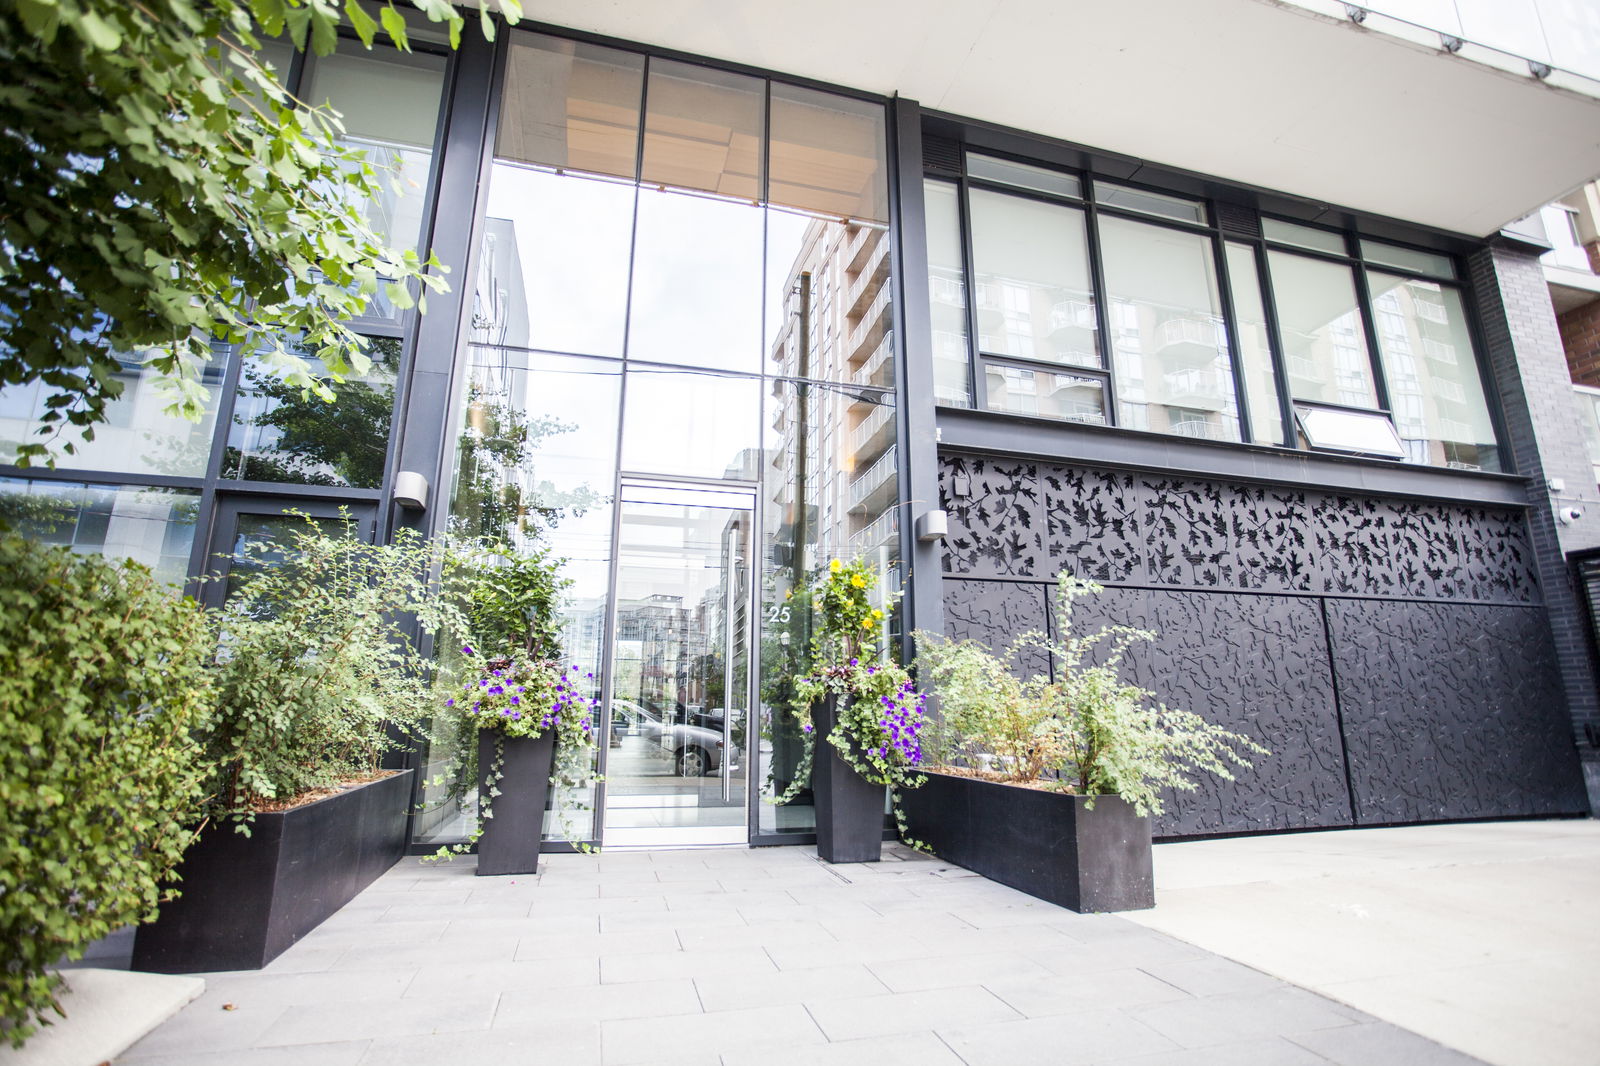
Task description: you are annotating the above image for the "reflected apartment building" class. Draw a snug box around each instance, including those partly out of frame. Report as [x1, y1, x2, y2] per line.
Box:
[6, 2, 1600, 848]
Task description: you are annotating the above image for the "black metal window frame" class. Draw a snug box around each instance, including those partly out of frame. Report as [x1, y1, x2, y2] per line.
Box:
[924, 134, 1511, 471]
[0, 29, 459, 582]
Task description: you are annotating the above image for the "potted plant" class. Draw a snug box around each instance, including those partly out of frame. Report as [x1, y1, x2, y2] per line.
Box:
[425, 545, 598, 872]
[785, 558, 929, 864]
[907, 573, 1267, 912]
[132, 515, 465, 973]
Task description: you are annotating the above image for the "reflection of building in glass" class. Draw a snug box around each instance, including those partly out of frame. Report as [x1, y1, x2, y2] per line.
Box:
[766, 218, 899, 574]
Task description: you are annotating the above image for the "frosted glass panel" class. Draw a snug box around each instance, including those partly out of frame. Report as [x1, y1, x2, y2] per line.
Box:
[1368, 272, 1500, 471]
[641, 59, 763, 200]
[1100, 215, 1239, 442]
[496, 33, 644, 180]
[769, 85, 888, 222]
[1268, 251, 1379, 409]
[969, 189, 1099, 368]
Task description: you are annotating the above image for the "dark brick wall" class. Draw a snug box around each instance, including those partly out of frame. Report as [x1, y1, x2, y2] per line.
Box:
[1558, 298, 1600, 389]
[1468, 246, 1600, 798]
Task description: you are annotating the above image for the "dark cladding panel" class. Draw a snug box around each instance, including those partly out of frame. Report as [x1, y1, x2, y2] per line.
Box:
[939, 455, 1045, 578]
[1069, 586, 1353, 837]
[942, 578, 1050, 681]
[1328, 599, 1586, 822]
[1137, 475, 1314, 593]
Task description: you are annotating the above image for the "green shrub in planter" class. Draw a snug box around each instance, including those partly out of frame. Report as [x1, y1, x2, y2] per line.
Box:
[0, 534, 213, 1047]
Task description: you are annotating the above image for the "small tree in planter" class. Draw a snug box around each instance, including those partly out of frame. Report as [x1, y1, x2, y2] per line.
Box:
[784, 558, 929, 863]
[133, 514, 470, 973]
[911, 572, 1267, 911]
[427, 546, 598, 872]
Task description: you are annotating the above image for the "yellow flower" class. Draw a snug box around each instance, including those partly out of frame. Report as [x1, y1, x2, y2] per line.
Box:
[850, 575, 866, 588]
[873, 608, 884, 619]
[784, 590, 793, 601]
[860, 618, 873, 629]
[829, 559, 842, 573]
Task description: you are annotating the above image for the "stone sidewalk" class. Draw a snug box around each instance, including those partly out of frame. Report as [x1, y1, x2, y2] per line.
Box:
[117, 843, 1480, 1065]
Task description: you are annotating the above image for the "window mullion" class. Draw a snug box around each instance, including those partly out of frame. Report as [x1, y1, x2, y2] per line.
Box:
[1253, 241, 1297, 447]
[956, 168, 984, 410]
[1212, 228, 1255, 445]
[1082, 195, 1117, 426]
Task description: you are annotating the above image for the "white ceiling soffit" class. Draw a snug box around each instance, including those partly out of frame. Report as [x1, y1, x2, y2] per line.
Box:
[514, 0, 1600, 239]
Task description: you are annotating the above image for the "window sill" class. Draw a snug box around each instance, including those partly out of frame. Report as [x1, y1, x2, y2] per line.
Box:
[934, 405, 1529, 507]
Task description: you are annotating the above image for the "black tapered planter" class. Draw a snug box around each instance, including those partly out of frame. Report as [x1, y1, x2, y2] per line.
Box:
[811, 696, 887, 864]
[132, 770, 412, 973]
[475, 729, 555, 876]
[899, 771, 1154, 912]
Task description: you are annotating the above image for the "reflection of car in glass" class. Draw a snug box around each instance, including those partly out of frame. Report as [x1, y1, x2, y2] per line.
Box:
[609, 700, 740, 777]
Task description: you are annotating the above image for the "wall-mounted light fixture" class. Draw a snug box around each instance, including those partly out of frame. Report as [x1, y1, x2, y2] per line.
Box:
[1529, 60, 1553, 80]
[1343, 4, 1368, 24]
[916, 509, 949, 544]
[393, 471, 430, 511]
[1441, 34, 1464, 53]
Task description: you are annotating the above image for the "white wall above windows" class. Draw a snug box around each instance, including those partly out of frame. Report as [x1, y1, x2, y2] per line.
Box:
[516, 0, 1600, 238]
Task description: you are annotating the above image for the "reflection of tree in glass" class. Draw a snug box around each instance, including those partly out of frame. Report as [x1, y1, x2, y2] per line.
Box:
[223, 338, 399, 489]
[448, 382, 601, 545]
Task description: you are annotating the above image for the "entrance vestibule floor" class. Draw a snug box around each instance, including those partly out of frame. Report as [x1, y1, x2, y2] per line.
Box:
[116, 840, 1491, 1065]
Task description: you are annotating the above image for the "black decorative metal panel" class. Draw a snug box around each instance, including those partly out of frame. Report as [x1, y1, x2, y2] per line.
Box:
[1328, 599, 1587, 822]
[939, 455, 1540, 606]
[1067, 587, 1353, 837]
[940, 456, 1044, 578]
[941, 579, 1051, 681]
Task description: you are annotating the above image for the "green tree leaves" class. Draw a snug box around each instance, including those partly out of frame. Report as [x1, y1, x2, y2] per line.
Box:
[0, 0, 508, 465]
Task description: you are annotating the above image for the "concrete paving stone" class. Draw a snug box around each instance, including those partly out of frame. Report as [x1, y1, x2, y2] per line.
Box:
[1103, 1035, 1334, 1066]
[118, 998, 288, 1059]
[895, 923, 1086, 958]
[948, 902, 1090, 928]
[763, 934, 950, 971]
[729, 900, 888, 924]
[358, 1022, 601, 1066]
[818, 910, 976, 941]
[720, 1031, 967, 1066]
[1138, 956, 1286, 997]
[676, 918, 839, 952]
[188, 970, 415, 1013]
[253, 993, 498, 1047]
[400, 956, 599, 999]
[693, 962, 889, 1013]
[298, 919, 447, 948]
[599, 946, 779, 985]
[652, 864, 774, 883]
[938, 1008, 1182, 1065]
[118, 1040, 370, 1066]
[257, 942, 348, 975]
[511, 929, 680, 962]
[381, 898, 536, 922]
[982, 968, 1192, 1018]
[1287, 1021, 1490, 1065]
[599, 879, 731, 898]
[803, 984, 1022, 1041]
[601, 1003, 824, 1065]
[444, 913, 600, 939]
[491, 977, 701, 1027]
[600, 907, 750, 934]
[1126, 987, 1360, 1048]
[1027, 933, 1209, 976]
[867, 949, 1055, 993]
[530, 894, 670, 917]
[332, 935, 515, 971]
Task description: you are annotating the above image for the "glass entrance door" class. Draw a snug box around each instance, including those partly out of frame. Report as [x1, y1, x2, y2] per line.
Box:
[602, 480, 755, 846]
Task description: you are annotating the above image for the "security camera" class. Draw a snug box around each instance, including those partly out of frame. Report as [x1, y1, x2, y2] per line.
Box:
[1559, 506, 1584, 526]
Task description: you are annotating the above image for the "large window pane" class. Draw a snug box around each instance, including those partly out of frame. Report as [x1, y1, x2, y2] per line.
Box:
[967, 153, 1080, 199]
[758, 377, 900, 835]
[496, 33, 644, 180]
[303, 42, 446, 265]
[969, 189, 1099, 368]
[0, 348, 228, 478]
[769, 85, 888, 222]
[982, 360, 1106, 424]
[1224, 243, 1286, 446]
[1267, 251, 1380, 409]
[476, 165, 635, 357]
[925, 180, 973, 407]
[640, 59, 763, 201]
[628, 189, 763, 373]
[1368, 273, 1501, 471]
[418, 349, 623, 846]
[621, 368, 761, 480]
[1100, 216, 1239, 442]
[0, 479, 198, 587]
[222, 337, 398, 489]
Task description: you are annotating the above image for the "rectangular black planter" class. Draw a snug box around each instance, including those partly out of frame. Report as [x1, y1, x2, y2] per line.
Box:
[899, 771, 1154, 913]
[475, 729, 554, 877]
[132, 769, 413, 973]
[811, 697, 887, 864]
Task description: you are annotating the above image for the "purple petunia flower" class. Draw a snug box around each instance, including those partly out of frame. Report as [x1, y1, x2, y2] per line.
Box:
[461, 645, 475, 655]
[445, 698, 455, 707]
